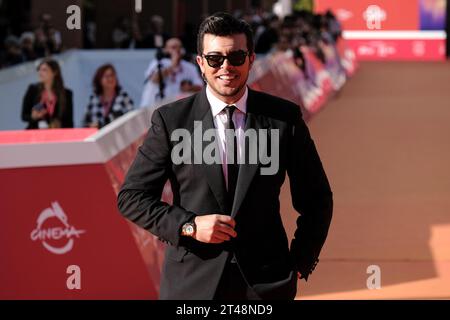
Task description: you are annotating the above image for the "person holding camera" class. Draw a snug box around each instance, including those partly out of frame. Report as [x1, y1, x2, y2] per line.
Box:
[21, 58, 73, 129]
[139, 37, 203, 108]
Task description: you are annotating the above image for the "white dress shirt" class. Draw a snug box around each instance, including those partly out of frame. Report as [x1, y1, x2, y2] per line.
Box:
[206, 85, 248, 189]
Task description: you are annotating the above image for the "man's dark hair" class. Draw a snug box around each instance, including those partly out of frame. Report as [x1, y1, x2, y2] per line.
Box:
[197, 12, 254, 55]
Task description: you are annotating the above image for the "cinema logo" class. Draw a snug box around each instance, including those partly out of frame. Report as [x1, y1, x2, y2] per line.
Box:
[30, 202, 86, 255]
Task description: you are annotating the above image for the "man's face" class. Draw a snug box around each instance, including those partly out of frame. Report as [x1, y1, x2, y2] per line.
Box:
[197, 33, 255, 103]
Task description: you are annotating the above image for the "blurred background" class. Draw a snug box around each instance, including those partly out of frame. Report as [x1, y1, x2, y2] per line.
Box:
[0, 0, 449, 300]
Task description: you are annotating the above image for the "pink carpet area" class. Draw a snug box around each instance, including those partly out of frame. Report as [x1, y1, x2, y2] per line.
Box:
[279, 61, 450, 300]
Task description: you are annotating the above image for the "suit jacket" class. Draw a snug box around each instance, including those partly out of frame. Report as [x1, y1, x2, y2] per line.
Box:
[21, 83, 74, 129]
[117, 87, 333, 300]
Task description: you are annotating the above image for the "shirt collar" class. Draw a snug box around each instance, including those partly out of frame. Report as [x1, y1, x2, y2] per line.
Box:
[206, 85, 248, 118]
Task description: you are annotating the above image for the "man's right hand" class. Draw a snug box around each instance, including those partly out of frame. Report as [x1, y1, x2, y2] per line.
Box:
[193, 214, 237, 244]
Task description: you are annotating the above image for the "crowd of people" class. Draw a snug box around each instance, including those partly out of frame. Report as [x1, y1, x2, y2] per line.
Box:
[16, 8, 349, 130]
[1, 13, 62, 69]
[21, 59, 134, 130]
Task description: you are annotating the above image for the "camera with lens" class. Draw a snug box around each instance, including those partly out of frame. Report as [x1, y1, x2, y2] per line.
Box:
[156, 47, 171, 60]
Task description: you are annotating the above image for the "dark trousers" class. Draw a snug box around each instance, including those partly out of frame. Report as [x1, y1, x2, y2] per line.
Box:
[213, 258, 261, 300]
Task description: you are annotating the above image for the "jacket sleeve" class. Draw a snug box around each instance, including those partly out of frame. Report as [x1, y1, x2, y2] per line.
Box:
[62, 89, 74, 128]
[287, 107, 333, 281]
[21, 84, 37, 126]
[117, 109, 196, 247]
[83, 95, 94, 127]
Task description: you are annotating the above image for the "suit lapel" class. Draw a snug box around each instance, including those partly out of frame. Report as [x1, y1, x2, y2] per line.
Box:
[191, 89, 228, 213]
[231, 89, 270, 218]
[189, 88, 270, 217]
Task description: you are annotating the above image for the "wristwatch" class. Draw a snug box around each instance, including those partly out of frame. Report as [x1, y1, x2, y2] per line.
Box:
[181, 221, 196, 237]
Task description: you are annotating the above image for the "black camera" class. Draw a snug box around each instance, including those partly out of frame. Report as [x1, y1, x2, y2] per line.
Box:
[156, 47, 171, 60]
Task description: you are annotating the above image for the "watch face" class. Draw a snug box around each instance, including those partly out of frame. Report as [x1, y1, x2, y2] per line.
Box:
[186, 225, 194, 234]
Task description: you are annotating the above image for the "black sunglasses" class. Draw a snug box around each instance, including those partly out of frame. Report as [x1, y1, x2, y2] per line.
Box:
[202, 50, 249, 68]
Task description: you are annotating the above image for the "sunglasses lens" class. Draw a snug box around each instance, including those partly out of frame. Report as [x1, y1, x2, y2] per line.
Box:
[228, 52, 247, 66]
[204, 51, 247, 68]
[206, 55, 224, 68]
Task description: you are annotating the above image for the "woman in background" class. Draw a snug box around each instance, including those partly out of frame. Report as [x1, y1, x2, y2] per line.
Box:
[21, 58, 73, 129]
[84, 64, 134, 128]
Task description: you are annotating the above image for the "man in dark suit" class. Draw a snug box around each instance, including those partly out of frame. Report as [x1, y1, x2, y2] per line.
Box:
[117, 12, 333, 300]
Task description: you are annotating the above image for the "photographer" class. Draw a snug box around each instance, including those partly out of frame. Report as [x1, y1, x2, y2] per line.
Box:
[139, 37, 203, 108]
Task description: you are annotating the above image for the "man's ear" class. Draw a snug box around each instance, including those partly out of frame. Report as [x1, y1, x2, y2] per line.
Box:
[196, 55, 205, 73]
[249, 52, 256, 68]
